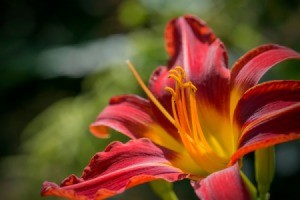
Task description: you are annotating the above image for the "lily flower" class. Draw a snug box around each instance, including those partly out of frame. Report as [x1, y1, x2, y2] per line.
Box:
[41, 15, 300, 200]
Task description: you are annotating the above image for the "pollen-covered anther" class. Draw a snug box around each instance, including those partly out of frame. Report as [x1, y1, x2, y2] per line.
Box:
[165, 87, 176, 96]
[168, 66, 187, 84]
[183, 82, 197, 92]
[169, 66, 186, 78]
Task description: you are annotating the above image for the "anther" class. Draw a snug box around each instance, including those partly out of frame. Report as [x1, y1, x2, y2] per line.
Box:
[174, 66, 186, 78]
[168, 74, 182, 84]
[165, 87, 176, 96]
[169, 69, 181, 78]
[183, 82, 197, 92]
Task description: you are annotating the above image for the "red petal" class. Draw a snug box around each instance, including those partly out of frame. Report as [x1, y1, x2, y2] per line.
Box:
[41, 139, 186, 200]
[230, 44, 300, 95]
[168, 15, 230, 114]
[90, 95, 151, 139]
[90, 95, 180, 143]
[149, 66, 173, 114]
[234, 81, 300, 128]
[230, 81, 300, 165]
[192, 163, 251, 200]
[150, 15, 230, 114]
[149, 16, 231, 156]
[165, 15, 217, 67]
[231, 104, 300, 165]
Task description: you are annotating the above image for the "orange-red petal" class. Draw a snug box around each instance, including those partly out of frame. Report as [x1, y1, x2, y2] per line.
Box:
[90, 95, 181, 143]
[148, 16, 232, 158]
[231, 44, 300, 93]
[234, 81, 300, 129]
[192, 163, 251, 200]
[151, 15, 230, 115]
[41, 139, 186, 200]
[230, 81, 300, 165]
[230, 44, 300, 113]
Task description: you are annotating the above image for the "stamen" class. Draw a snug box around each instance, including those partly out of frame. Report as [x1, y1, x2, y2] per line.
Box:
[127, 61, 228, 173]
[126, 60, 175, 126]
[165, 66, 228, 172]
[165, 87, 176, 96]
[173, 66, 186, 78]
[183, 82, 197, 92]
[168, 74, 182, 83]
[168, 69, 181, 78]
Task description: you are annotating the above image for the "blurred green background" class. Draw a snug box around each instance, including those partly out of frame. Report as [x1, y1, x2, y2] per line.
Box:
[1, 0, 300, 199]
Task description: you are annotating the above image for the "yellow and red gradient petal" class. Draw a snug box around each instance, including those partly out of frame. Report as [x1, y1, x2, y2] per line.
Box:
[149, 15, 230, 118]
[230, 81, 300, 165]
[41, 139, 188, 200]
[192, 163, 251, 200]
[230, 44, 300, 118]
[90, 95, 182, 147]
[159, 145, 210, 178]
[159, 15, 230, 115]
[150, 16, 233, 159]
[196, 101, 235, 160]
[230, 103, 300, 165]
[234, 81, 300, 131]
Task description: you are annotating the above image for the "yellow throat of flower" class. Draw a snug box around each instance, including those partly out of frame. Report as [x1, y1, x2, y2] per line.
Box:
[127, 61, 228, 175]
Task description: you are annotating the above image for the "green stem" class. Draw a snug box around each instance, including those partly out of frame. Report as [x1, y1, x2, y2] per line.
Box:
[150, 180, 178, 200]
[255, 147, 275, 200]
[240, 171, 257, 200]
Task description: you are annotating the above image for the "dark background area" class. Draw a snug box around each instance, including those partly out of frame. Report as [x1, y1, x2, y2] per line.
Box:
[0, 0, 300, 199]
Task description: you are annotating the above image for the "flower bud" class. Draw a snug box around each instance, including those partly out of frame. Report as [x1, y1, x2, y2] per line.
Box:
[255, 146, 275, 200]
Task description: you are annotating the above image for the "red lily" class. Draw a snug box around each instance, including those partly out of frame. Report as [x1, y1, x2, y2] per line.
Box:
[41, 15, 300, 200]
